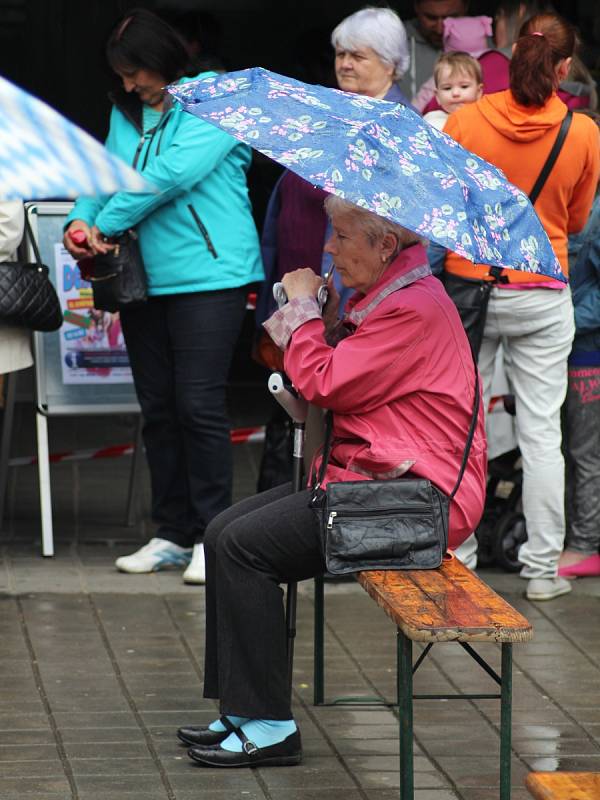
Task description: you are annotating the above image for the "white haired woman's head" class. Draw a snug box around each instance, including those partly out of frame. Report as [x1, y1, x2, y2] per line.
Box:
[331, 6, 410, 82]
[325, 195, 422, 253]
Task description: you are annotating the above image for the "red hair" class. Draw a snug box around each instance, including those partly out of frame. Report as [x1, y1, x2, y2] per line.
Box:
[509, 13, 576, 107]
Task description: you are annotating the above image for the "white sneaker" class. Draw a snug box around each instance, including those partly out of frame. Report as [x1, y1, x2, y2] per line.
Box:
[183, 543, 206, 585]
[526, 576, 572, 601]
[115, 538, 192, 574]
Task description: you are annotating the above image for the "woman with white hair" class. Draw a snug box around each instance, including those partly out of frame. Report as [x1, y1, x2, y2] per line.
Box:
[257, 5, 414, 329]
[254, 8, 414, 488]
[176, 196, 486, 768]
[331, 6, 413, 103]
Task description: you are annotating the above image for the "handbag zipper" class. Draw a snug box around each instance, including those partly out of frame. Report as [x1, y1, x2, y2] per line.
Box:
[327, 506, 431, 530]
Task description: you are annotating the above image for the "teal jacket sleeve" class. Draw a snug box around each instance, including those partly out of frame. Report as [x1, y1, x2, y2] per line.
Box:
[64, 108, 120, 229]
[95, 110, 239, 236]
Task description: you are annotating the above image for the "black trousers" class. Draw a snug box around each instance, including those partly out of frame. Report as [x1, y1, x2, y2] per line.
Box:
[203, 483, 325, 719]
[120, 288, 247, 547]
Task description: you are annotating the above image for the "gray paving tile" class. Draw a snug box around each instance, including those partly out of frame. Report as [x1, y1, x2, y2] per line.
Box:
[0, 760, 65, 778]
[168, 770, 265, 791]
[434, 756, 529, 788]
[63, 741, 151, 759]
[52, 711, 138, 728]
[0, 712, 51, 731]
[74, 774, 168, 797]
[0, 778, 72, 797]
[60, 726, 144, 744]
[69, 757, 160, 776]
[0, 743, 60, 761]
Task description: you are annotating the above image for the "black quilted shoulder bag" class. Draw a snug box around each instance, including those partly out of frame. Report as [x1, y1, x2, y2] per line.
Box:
[311, 359, 480, 575]
[0, 213, 63, 332]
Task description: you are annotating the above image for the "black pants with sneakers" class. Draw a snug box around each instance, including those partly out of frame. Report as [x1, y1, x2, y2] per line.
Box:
[203, 482, 325, 719]
[120, 288, 247, 548]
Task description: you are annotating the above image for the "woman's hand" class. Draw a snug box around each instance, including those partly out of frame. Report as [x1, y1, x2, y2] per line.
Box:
[89, 225, 117, 255]
[281, 268, 324, 301]
[63, 220, 92, 259]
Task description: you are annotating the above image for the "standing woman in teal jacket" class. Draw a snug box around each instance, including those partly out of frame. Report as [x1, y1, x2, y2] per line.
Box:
[63, 9, 264, 582]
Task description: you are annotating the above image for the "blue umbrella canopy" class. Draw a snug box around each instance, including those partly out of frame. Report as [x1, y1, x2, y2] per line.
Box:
[169, 67, 564, 282]
[0, 75, 153, 199]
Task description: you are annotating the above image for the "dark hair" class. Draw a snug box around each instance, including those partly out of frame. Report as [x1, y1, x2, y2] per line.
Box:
[509, 13, 576, 106]
[494, 1, 554, 47]
[106, 7, 193, 83]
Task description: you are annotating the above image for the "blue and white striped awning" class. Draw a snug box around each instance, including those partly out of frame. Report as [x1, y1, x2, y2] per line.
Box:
[0, 75, 153, 199]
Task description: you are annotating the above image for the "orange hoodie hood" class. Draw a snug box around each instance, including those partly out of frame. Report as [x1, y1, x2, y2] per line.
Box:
[476, 91, 567, 144]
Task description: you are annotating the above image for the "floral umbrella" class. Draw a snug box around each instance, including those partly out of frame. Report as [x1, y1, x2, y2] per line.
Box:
[169, 67, 564, 281]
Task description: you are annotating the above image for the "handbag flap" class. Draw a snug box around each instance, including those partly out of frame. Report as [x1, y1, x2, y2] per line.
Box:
[326, 478, 435, 511]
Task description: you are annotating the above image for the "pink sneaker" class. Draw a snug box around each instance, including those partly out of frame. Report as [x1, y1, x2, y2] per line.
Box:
[558, 553, 600, 578]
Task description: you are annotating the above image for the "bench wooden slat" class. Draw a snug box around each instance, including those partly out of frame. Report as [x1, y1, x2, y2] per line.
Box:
[357, 554, 533, 643]
[526, 771, 600, 799]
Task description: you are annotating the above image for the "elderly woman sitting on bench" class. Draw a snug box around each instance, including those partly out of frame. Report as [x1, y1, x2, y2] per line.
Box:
[176, 196, 487, 768]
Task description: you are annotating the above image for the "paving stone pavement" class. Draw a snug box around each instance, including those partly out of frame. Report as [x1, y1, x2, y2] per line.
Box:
[0, 392, 599, 800]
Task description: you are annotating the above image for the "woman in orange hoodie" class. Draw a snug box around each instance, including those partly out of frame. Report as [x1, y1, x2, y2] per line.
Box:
[442, 12, 600, 601]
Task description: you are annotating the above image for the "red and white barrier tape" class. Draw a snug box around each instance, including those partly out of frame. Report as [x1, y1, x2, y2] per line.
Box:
[8, 425, 266, 467]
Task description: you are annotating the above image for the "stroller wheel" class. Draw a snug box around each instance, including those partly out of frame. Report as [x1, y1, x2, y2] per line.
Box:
[493, 512, 527, 573]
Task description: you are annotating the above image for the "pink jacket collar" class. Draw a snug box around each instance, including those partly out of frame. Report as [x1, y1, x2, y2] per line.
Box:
[345, 244, 431, 327]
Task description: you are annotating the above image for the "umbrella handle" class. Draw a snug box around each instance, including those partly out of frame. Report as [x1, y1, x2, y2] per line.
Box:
[273, 282, 328, 310]
[268, 372, 308, 424]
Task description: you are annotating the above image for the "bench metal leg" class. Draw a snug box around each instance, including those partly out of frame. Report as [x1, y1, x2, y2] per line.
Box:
[500, 643, 512, 800]
[313, 573, 325, 705]
[397, 630, 414, 800]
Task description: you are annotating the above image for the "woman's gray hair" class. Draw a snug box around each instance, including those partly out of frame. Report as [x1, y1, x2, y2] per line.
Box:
[324, 195, 423, 256]
[331, 6, 410, 82]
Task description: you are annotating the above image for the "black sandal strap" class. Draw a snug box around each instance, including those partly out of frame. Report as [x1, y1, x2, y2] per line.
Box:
[219, 715, 237, 734]
[234, 727, 259, 756]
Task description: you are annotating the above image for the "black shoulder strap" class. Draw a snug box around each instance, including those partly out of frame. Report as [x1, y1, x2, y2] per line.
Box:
[529, 110, 573, 206]
[23, 210, 42, 265]
[316, 351, 480, 500]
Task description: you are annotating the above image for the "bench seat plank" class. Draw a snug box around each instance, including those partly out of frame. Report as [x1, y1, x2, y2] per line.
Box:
[525, 771, 600, 799]
[357, 554, 533, 643]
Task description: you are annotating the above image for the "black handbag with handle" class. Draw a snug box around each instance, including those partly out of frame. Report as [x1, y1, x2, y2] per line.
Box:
[311, 357, 480, 575]
[0, 213, 63, 332]
[89, 229, 147, 313]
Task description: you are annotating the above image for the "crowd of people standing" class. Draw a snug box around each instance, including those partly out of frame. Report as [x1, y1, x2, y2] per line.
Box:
[56, 2, 600, 602]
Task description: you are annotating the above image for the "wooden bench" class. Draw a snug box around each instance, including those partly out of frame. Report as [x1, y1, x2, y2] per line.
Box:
[526, 771, 600, 799]
[313, 552, 533, 800]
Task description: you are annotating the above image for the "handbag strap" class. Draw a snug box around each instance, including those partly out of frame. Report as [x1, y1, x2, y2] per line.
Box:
[528, 110, 572, 206]
[485, 110, 572, 285]
[316, 352, 480, 500]
[23, 210, 43, 265]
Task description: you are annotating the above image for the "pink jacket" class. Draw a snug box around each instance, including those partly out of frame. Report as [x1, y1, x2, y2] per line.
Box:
[265, 244, 487, 549]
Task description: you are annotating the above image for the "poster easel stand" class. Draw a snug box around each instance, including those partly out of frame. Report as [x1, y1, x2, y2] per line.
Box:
[17, 201, 143, 556]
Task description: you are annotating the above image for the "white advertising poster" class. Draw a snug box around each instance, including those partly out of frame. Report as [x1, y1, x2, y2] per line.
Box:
[54, 243, 133, 385]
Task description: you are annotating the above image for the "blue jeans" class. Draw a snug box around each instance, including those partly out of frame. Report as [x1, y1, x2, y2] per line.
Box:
[120, 288, 248, 547]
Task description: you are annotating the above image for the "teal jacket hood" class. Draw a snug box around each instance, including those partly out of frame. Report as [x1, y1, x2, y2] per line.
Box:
[66, 71, 264, 296]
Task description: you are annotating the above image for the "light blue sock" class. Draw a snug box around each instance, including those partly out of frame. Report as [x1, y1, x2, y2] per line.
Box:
[208, 715, 249, 732]
[221, 718, 297, 752]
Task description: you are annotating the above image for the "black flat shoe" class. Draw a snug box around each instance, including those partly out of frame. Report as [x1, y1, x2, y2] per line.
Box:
[187, 728, 302, 767]
[177, 715, 238, 747]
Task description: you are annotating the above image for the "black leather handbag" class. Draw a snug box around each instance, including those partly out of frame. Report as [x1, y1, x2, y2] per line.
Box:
[441, 271, 498, 357]
[90, 230, 147, 313]
[0, 213, 63, 332]
[311, 361, 480, 575]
